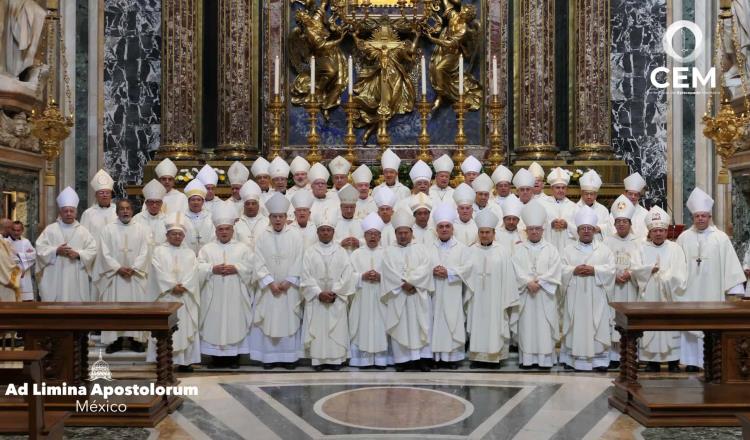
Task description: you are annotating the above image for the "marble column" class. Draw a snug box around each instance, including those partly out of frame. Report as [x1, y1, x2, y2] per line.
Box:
[571, 0, 613, 159]
[515, 0, 558, 160]
[215, 0, 257, 160]
[157, 0, 200, 160]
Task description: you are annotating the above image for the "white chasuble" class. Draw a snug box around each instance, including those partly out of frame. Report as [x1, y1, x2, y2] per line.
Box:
[603, 232, 643, 360]
[453, 219, 478, 246]
[94, 220, 151, 344]
[380, 223, 396, 247]
[80, 204, 117, 244]
[512, 240, 562, 366]
[10, 237, 35, 300]
[250, 226, 304, 363]
[633, 241, 688, 362]
[382, 243, 435, 363]
[560, 241, 616, 370]
[495, 227, 525, 253]
[147, 243, 201, 365]
[430, 238, 473, 361]
[333, 218, 363, 252]
[541, 197, 577, 254]
[36, 221, 97, 301]
[185, 210, 214, 255]
[301, 242, 355, 365]
[0, 239, 20, 302]
[677, 226, 746, 367]
[290, 222, 318, 249]
[354, 197, 377, 220]
[234, 214, 267, 250]
[133, 211, 167, 249]
[197, 240, 257, 355]
[466, 242, 520, 363]
[349, 246, 391, 366]
[163, 189, 189, 214]
[574, 201, 610, 241]
[429, 185, 454, 208]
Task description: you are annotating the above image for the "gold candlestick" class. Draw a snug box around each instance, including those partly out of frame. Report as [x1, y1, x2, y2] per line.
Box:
[417, 95, 432, 163]
[486, 94, 505, 168]
[30, 102, 74, 186]
[451, 94, 467, 186]
[268, 94, 284, 160]
[376, 114, 391, 159]
[343, 100, 358, 165]
[305, 100, 323, 164]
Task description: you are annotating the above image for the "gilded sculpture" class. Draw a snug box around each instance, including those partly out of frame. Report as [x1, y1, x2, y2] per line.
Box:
[289, 0, 349, 119]
[425, 0, 481, 112]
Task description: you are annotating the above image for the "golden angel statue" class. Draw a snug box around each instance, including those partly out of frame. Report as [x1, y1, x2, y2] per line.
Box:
[352, 22, 420, 144]
[289, 0, 349, 119]
[425, 0, 482, 112]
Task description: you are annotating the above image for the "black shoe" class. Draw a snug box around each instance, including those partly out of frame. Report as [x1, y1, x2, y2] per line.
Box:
[176, 365, 194, 373]
[470, 361, 482, 369]
[563, 364, 575, 370]
[283, 362, 297, 370]
[667, 361, 681, 372]
[509, 345, 519, 353]
[685, 365, 700, 373]
[395, 363, 406, 372]
[419, 360, 431, 372]
[644, 362, 661, 372]
[609, 361, 621, 370]
[105, 340, 123, 354]
[593, 366, 609, 373]
[330, 364, 342, 371]
[374, 365, 386, 370]
[262, 363, 276, 370]
[313, 365, 324, 371]
[537, 366, 551, 371]
[229, 356, 240, 369]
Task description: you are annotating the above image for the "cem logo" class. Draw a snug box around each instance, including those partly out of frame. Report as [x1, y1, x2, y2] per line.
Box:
[650, 20, 717, 90]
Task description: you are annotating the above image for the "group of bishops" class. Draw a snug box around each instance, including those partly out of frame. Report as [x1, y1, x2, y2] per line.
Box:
[25, 148, 750, 373]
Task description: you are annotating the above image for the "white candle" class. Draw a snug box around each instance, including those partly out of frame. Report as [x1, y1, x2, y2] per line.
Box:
[274, 55, 280, 95]
[459, 54, 464, 96]
[421, 55, 427, 96]
[310, 56, 316, 96]
[348, 55, 353, 97]
[492, 55, 498, 96]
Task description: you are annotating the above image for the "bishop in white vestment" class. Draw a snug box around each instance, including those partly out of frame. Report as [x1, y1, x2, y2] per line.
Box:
[133, 179, 168, 251]
[250, 194, 305, 368]
[94, 200, 151, 351]
[290, 190, 319, 249]
[184, 180, 215, 254]
[409, 193, 435, 246]
[677, 188, 746, 370]
[634, 207, 688, 372]
[381, 210, 435, 371]
[512, 201, 562, 368]
[80, 169, 117, 244]
[466, 209, 520, 366]
[36, 188, 97, 302]
[155, 158, 189, 214]
[560, 206, 616, 371]
[373, 186, 398, 247]
[198, 201, 257, 368]
[352, 165, 377, 220]
[234, 180, 267, 249]
[301, 211, 355, 369]
[496, 194, 526, 251]
[429, 204, 474, 367]
[453, 183, 478, 246]
[542, 168, 577, 254]
[429, 155, 455, 208]
[333, 185, 363, 252]
[147, 212, 201, 368]
[375, 149, 411, 201]
[349, 213, 392, 367]
[575, 170, 610, 241]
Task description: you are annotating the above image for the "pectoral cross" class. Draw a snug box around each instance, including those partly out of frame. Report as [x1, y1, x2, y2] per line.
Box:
[195, 231, 202, 248]
[320, 261, 334, 292]
[121, 234, 132, 267]
[478, 256, 490, 289]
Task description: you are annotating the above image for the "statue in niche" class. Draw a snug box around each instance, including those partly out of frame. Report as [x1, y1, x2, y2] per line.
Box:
[0, 110, 39, 152]
[0, 0, 48, 111]
[424, 0, 481, 112]
[289, 0, 349, 120]
[352, 21, 419, 144]
[722, 0, 750, 104]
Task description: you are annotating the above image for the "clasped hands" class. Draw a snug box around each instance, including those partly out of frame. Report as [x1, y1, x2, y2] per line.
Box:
[172, 284, 187, 295]
[56, 244, 79, 260]
[269, 280, 292, 297]
[361, 270, 380, 282]
[526, 280, 541, 295]
[573, 264, 595, 277]
[212, 264, 238, 276]
[116, 267, 135, 278]
[341, 237, 360, 249]
[551, 219, 568, 231]
[615, 270, 631, 285]
[433, 265, 449, 279]
[400, 281, 416, 295]
[317, 291, 337, 303]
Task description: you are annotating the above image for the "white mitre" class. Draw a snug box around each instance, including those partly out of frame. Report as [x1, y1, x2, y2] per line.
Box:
[521, 199, 547, 227]
[240, 180, 262, 202]
[409, 192, 433, 213]
[381, 148, 401, 171]
[409, 160, 432, 183]
[503, 194, 523, 218]
[491, 165, 513, 184]
[579, 170, 603, 192]
[328, 156, 351, 176]
[290, 156, 311, 174]
[352, 165, 373, 184]
[338, 184, 359, 204]
[361, 212, 385, 232]
[475, 209, 499, 229]
[472, 173, 494, 193]
[266, 192, 291, 214]
[391, 209, 415, 230]
[610, 194, 635, 220]
[91, 169, 114, 192]
[547, 167, 570, 186]
[228, 161, 250, 185]
[269, 156, 290, 179]
[433, 154, 454, 174]
[291, 189, 314, 209]
[212, 200, 238, 226]
[155, 158, 178, 178]
[461, 155, 482, 174]
[645, 206, 670, 230]
[251, 157, 270, 177]
[433, 203, 457, 225]
[528, 162, 545, 180]
[575, 205, 598, 227]
[373, 186, 397, 208]
[165, 212, 187, 233]
[142, 179, 166, 201]
[453, 183, 476, 206]
[624, 172, 647, 193]
[512, 168, 535, 189]
[184, 179, 207, 199]
[196, 164, 218, 186]
[686, 187, 714, 214]
[308, 162, 330, 183]
[313, 208, 338, 229]
[56, 186, 80, 208]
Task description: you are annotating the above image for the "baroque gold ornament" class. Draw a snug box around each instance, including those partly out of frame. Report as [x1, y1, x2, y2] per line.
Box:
[30, 102, 73, 186]
[703, 98, 749, 184]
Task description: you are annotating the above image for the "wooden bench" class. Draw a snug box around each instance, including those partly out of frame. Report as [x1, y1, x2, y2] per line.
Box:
[738, 413, 750, 440]
[0, 350, 69, 439]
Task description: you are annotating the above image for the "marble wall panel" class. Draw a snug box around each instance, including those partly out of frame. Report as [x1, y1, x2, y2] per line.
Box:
[75, 0, 89, 208]
[611, 0, 668, 208]
[103, 0, 161, 197]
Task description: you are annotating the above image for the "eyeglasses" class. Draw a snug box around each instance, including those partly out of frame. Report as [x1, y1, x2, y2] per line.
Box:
[578, 226, 596, 232]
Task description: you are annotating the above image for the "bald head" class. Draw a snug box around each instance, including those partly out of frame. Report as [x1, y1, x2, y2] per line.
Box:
[0, 218, 11, 237]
